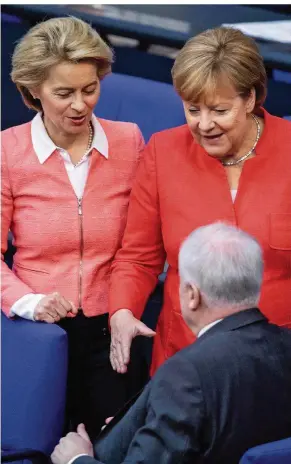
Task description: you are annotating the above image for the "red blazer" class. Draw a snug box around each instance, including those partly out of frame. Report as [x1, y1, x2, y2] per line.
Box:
[109, 109, 291, 374]
[1, 118, 144, 317]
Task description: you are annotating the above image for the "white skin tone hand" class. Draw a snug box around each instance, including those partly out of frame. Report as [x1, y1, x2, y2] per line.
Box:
[51, 424, 93, 464]
[110, 309, 156, 373]
[34, 292, 78, 323]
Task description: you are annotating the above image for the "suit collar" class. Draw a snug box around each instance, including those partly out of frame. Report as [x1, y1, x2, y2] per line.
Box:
[198, 308, 267, 341]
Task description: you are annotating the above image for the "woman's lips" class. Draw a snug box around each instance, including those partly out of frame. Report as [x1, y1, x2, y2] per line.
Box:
[201, 133, 223, 139]
[201, 133, 224, 143]
[68, 115, 86, 125]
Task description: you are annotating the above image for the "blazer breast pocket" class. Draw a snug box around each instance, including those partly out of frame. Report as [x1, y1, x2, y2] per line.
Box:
[269, 213, 291, 251]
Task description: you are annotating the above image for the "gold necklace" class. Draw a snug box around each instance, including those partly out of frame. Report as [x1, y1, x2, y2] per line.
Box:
[221, 114, 261, 167]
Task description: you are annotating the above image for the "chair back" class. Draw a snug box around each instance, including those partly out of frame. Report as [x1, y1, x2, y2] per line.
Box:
[1, 313, 68, 454]
[95, 72, 185, 142]
[239, 437, 291, 463]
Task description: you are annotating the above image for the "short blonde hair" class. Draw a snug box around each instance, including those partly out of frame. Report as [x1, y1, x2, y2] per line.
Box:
[11, 16, 114, 111]
[172, 27, 267, 109]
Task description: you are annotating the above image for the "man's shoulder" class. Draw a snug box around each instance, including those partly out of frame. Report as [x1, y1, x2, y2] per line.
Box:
[157, 321, 291, 377]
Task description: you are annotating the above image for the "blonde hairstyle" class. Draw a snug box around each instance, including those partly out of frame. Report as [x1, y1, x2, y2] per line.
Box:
[11, 16, 114, 111]
[172, 27, 267, 109]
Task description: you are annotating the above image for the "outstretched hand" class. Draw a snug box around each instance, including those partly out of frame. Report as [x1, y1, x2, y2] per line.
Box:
[110, 309, 155, 373]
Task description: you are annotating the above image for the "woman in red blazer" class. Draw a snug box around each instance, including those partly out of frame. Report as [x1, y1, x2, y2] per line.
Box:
[1, 17, 150, 438]
[109, 27, 291, 376]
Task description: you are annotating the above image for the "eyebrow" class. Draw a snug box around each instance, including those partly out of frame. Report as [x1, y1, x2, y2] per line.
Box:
[189, 102, 230, 108]
[54, 80, 98, 92]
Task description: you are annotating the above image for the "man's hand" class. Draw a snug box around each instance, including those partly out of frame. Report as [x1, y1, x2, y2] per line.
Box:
[34, 292, 78, 323]
[51, 424, 93, 464]
[110, 309, 155, 373]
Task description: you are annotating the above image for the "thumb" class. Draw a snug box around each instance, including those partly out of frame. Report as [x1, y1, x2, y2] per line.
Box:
[77, 423, 91, 442]
[136, 321, 156, 338]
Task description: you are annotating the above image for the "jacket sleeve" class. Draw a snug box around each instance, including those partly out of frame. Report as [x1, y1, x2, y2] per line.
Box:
[1, 141, 35, 315]
[109, 134, 166, 320]
[134, 123, 145, 158]
[75, 358, 204, 464]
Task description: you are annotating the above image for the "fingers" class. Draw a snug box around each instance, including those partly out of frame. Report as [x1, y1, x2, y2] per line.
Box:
[34, 308, 58, 324]
[110, 317, 155, 373]
[69, 300, 78, 315]
[119, 337, 131, 367]
[77, 423, 91, 442]
[110, 338, 127, 373]
[101, 417, 114, 431]
[109, 309, 142, 373]
[35, 313, 56, 324]
[54, 295, 70, 318]
[34, 293, 77, 323]
[51, 448, 61, 464]
[110, 331, 131, 373]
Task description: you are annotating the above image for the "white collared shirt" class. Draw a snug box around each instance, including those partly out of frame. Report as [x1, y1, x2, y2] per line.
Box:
[31, 112, 108, 198]
[10, 113, 109, 320]
[198, 319, 223, 338]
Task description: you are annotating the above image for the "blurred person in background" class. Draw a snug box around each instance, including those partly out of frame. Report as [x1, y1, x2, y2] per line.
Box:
[1, 16, 149, 438]
[51, 223, 291, 464]
[108, 26, 291, 376]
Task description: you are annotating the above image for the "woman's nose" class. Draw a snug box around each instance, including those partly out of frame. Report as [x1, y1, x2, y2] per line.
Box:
[198, 114, 215, 132]
[71, 95, 86, 112]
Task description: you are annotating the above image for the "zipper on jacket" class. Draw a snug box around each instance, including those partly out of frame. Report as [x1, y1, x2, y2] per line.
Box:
[77, 197, 84, 311]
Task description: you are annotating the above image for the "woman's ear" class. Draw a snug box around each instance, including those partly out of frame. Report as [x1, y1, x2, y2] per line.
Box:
[246, 87, 256, 113]
[29, 87, 39, 100]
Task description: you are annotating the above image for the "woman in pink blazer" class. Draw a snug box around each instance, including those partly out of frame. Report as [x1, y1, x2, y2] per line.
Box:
[1, 17, 151, 438]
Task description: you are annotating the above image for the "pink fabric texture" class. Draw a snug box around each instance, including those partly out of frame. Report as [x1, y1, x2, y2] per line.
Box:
[1, 118, 144, 317]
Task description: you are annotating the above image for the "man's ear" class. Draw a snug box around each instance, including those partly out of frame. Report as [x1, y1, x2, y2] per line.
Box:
[186, 283, 200, 311]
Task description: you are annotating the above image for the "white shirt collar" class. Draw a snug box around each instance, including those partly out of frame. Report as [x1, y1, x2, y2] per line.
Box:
[31, 112, 108, 164]
[198, 319, 223, 338]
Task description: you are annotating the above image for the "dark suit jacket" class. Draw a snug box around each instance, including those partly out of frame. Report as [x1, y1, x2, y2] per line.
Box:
[75, 308, 291, 464]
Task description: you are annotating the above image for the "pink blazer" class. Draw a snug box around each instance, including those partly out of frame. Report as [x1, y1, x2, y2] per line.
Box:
[1, 118, 144, 317]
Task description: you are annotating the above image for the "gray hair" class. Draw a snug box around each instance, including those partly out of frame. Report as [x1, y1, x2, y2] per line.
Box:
[179, 222, 263, 309]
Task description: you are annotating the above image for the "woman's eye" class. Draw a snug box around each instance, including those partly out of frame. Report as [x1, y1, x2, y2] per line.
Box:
[84, 88, 96, 95]
[189, 108, 199, 114]
[215, 109, 227, 114]
[57, 93, 70, 98]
